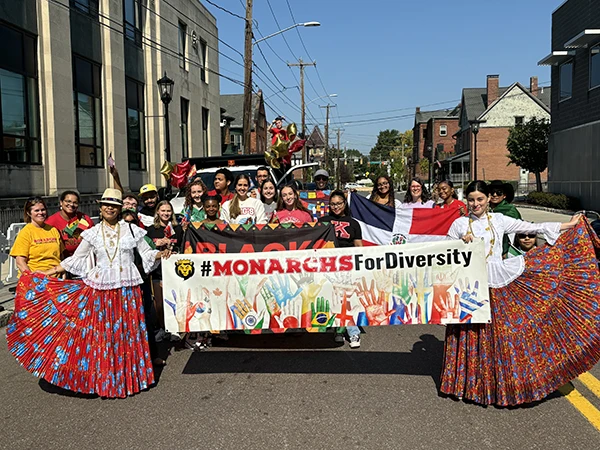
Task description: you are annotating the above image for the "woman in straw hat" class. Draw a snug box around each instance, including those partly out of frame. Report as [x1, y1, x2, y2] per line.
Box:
[7, 188, 172, 398]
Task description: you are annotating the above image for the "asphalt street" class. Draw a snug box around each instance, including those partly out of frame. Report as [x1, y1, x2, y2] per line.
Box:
[1, 324, 599, 450]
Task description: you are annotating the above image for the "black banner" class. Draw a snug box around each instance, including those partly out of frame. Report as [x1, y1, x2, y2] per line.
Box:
[183, 222, 336, 254]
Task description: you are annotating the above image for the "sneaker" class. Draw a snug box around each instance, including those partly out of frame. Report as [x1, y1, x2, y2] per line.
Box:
[154, 328, 166, 343]
[169, 332, 182, 342]
[334, 334, 345, 343]
[349, 335, 361, 348]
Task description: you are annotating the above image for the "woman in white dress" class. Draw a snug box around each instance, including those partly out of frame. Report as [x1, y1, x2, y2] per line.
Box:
[7, 189, 171, 398]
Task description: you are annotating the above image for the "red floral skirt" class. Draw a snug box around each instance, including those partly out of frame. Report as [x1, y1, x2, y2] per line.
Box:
[440, 221, 600, 406]
[6, 275, 154, 398]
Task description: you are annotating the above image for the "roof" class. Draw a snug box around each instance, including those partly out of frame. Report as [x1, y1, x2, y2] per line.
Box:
[220, 94, 263, 129]
[462, 84, 551, 122]
[306, 125, 325, 148]
[415, 105, 460, 125]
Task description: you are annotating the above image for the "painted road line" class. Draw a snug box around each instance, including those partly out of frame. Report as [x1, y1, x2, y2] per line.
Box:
[558, 383, 600, 432]
[578, 372, 600, 399]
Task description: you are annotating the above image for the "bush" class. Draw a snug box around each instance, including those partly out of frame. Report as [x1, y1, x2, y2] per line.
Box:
[526, 191, 579, 210]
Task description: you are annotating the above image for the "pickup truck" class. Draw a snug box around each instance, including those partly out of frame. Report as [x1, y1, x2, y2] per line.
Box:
[170, 154, 318, 214]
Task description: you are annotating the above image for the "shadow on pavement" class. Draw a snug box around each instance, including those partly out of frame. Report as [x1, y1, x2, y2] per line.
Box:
[182, 333, 444, 388]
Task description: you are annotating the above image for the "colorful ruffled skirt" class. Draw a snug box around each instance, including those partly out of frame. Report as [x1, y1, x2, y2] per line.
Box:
[6, 274, 154, 398]
[441, 221, 600, 406]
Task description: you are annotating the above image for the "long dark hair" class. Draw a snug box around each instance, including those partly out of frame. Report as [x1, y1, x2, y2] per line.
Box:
[259, 178, 278, 204]
[24, 197, 46, 223]
[329, 190, 350, 216]
[229, 173, 251, 219]
[276, 183, 310, 213]
[465, 180, 490, 197]
[404, 177, 431, 204]
[370, 175, 395, 207]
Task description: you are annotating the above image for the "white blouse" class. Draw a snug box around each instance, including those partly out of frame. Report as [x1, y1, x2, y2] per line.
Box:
[447, 213, 561, 288]
[61, 221, 160, 290]
[221, 197, 267, 225]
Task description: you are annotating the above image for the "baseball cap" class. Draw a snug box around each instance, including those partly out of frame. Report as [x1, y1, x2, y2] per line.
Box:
[314, 169, 329, 179]
[139, 184, 158, 195]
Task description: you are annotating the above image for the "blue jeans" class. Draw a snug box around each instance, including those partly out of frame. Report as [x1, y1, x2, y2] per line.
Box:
[337, 326, 360, 337]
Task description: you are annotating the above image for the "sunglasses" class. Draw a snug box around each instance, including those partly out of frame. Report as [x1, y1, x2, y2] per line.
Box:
[315, 176, 328, 181]
[517, 234, 536, 239]
[490, 190, 504, 196]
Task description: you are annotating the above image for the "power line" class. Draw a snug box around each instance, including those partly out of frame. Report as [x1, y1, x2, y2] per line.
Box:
[203, 0, 246, 21]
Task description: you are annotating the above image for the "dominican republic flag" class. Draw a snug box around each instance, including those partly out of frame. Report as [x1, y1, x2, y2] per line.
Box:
[349, 193, 460, 246]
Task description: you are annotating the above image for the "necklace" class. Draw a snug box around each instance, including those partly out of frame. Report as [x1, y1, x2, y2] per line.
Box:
[101, 221, 120, 265]
[467, 212, 496, 260]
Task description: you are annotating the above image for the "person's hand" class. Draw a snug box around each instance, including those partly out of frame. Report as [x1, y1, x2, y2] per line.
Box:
[565, 213, 583, 229]
[462, 234, 474, 244]
[310, 296, 336, 327]
[109, 165, 120, 179]
[158, 249, 172, 260]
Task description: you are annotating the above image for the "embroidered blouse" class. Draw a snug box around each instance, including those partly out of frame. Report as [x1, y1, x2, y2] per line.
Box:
[61, 221, 160, 290]
[447, 213, 560, 288]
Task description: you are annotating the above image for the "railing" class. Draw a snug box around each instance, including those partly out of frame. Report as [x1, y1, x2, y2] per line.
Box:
[516, 182, 548, 196]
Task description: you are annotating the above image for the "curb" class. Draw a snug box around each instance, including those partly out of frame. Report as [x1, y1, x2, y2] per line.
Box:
[514, 203, 575, 216]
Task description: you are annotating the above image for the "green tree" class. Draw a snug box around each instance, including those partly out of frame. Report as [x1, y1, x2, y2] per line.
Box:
[506, 117, 550, 191]
[370, 129, 401, 162]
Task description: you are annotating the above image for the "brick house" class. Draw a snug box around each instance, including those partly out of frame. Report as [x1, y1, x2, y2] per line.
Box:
[412, 106, 460, 181]
[448, 75, 551, 187]
[306, 126, 326, 163]
[538, 0, 600, 209]
[220, 92, 267, 155]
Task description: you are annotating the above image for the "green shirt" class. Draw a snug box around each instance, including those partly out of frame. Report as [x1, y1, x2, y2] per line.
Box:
[492, 199, 522, 255]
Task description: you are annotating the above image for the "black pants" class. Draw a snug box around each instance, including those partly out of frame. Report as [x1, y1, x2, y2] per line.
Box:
[141, 278, 158, 359]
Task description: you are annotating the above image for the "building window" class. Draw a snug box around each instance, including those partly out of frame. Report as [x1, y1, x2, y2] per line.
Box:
[559, 60, 573, 101]
[422, 128, 426, 139]
[126, 78, 145, 170]
[0, 23, 41, 165]
[202, 107, 209, 155]
[178, 21, 187, 70]
[591, 44, 600, 90]
[200, 39, 207, 83]
[73, 55, 103, 167]
[439, 124, 447, 136]
[515, 116, 524, 126]
[181, 97, 189, 159]
[123, 0, 142, 47]
[71, 0, 98, 17]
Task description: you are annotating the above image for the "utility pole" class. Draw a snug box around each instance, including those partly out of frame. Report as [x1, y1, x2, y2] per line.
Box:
[319, 104, 336, 170]
[288, 58, 316, 164]
[336, 128, 341, 189]
[242, 0, 253, 155]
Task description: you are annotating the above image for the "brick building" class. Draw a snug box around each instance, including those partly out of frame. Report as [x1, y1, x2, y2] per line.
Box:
[412, 106, 460, 181]
[538, 0, 600, 209]
[448, 74, 551, 187]
[220, 92, 267, 155]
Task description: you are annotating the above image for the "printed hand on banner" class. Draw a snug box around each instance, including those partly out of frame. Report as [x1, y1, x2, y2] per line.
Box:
[274, 298, 302, 329]
[236, 275, 249, 297]
[310, 296, 336, 327]
[453, 278, 485, 321]
[355, 277, 395, 326]
[395, 299, 422, 325]
[231, 298, 265, 330]
[298, 277, 327, 307]
[266, 274, 302, 307]
[433, 291, 470, 324]
[330, 292, 359, 327]
[325, 272, 358, 306]
[373, 268, 394, 293]
[409, 269, 433, 323]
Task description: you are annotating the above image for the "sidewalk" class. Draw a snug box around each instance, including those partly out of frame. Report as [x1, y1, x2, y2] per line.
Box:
[0, 283, 15, 328]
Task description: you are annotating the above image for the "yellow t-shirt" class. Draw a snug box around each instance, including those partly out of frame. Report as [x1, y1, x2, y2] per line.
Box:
[10, 223, 63, 273]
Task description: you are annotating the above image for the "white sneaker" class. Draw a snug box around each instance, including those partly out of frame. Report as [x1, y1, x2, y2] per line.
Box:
[349, 335, 361, 348]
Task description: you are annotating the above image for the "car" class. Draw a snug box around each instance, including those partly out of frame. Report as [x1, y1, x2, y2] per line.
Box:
[344, 182, 360, 190]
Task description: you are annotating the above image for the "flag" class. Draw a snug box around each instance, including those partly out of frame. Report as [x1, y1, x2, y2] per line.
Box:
[349, 193, 461, 245]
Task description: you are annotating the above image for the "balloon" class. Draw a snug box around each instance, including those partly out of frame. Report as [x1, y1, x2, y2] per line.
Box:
[170, 171, 188, 189]
[288, 138, 306, 154]
[265, 150, 281, 169]
[173, 160, 191, 176]
[187, 164, 197, 182]
[270, 135, 290, 158]
[160, 161, 175, 180]
[286, 123, 298, 139]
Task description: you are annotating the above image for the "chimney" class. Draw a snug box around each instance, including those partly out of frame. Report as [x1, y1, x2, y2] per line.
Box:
[416, 106, 421, 113]
[530, 76, 538, 97]
[486, 75, 499, 107]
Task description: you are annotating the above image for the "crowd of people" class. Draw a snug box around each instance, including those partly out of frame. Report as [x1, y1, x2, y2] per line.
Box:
[5, 167, 600, 407]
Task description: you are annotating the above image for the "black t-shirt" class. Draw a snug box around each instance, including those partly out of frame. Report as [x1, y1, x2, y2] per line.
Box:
[145, 224, 183, 279]
[318, 214, 362, 248]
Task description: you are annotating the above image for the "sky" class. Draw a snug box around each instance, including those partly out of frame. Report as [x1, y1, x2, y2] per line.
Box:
[206, 0, 564, 154]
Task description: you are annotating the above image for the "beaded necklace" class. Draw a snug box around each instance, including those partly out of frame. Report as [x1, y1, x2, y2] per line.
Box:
[101, 221, 120, 265]
[467, 211, 497, 260]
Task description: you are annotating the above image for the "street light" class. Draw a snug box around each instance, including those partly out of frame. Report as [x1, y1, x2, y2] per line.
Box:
[469, 119, 486, 181]
[306, 93, 337, 107]
[244, 20, 320, 155]
[157, 72, 174, 162]
[253, 22, 321, 45]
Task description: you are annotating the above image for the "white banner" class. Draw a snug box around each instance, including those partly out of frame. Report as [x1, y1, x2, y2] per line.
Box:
[162, 240, 490, 333]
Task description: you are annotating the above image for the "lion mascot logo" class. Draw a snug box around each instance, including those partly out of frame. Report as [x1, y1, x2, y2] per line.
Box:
[175, 259, 195, 280]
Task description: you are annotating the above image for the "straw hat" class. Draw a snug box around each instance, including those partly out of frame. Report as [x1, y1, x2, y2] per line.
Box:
[97, 188, 123, 206]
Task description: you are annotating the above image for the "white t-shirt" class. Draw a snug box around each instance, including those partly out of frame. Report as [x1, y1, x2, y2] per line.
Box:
[221, 197, 267, 225]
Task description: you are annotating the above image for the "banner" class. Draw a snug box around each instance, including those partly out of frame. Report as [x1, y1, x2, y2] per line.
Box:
[163, 239, 491, 333]
[183, 222, 336, 254]
[299, 190, 330, 220]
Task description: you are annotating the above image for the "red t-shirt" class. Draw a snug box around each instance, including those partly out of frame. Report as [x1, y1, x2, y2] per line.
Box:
[207, 190, 234, 205]
[436, 199, 468, 216]
[45, 211, 94, 257]
[275, 209, 313, 224]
